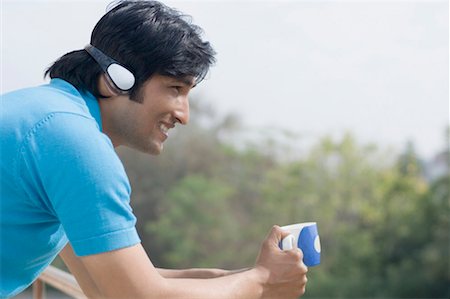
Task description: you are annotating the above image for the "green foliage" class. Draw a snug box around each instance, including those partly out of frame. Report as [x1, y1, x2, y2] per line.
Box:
[146, 175, 240, 268]
[117, 101, 449, 298]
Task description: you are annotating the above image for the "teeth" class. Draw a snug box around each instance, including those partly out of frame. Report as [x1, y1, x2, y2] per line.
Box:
[160, 124, 169, 135]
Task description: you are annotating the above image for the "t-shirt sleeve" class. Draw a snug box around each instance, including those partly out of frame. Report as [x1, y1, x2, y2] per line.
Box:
[19, 112, 140, 256]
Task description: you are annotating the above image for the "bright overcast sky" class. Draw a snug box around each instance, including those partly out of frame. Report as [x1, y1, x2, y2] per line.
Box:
[1, 0, 449, 159]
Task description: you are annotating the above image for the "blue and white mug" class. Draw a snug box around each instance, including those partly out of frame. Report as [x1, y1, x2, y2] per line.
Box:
[280, 222, 321, 267]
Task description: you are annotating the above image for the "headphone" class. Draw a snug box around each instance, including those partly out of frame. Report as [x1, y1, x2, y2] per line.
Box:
[84, 44, 135, 93]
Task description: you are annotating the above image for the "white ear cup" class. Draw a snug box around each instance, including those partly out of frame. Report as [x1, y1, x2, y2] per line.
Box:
[106, 63, 135, 91]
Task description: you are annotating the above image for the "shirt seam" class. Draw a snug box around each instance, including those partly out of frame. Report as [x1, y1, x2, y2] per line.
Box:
[13, 112, 99, 205]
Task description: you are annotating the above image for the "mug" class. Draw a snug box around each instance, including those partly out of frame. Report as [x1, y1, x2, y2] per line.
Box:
[280, 222, 321, 267]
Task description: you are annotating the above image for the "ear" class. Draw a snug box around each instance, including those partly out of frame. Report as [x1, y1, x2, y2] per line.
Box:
[98, 74, 120, 97]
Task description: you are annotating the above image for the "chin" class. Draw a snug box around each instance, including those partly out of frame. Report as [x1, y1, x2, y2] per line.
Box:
[144, 141, 164, 155]
[125, 140, 163, 155]
[150, 146, 163, 155]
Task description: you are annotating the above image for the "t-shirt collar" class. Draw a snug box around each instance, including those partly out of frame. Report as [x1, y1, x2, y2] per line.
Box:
[49, 78, 103, 131]
[80, 90, 103, 132]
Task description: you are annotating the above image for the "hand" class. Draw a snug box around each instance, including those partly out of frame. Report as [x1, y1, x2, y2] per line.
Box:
[254, 225, 308, 299]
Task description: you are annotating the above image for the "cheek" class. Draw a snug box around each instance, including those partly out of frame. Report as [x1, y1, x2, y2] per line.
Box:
[140, 110, 159, 133]
[122, 106, 151, 135]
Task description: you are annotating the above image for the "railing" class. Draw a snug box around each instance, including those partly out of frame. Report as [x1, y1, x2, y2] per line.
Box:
[32, 266, 87, 299]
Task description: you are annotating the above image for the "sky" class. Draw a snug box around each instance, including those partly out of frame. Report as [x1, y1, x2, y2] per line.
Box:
[1, 0, 449, 159]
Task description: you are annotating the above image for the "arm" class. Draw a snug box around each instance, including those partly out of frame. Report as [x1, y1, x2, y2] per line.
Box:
[60, 243, 247, 296]
[156, 267, 250, 279]
[78, 226, 307, 299]
[59, 243, 102, 298]
[61, 241, 241, 284]
[80, 243, 261, 299]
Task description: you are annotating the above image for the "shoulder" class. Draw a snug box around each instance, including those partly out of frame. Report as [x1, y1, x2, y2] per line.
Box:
[2, 83, 97, 147]
[22, 111, 114, 167]
[19, 111, 131, 217]
[3, 82, 90, 117]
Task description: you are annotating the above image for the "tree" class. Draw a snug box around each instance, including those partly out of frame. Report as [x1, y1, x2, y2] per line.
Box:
[115, 98, 449, 297]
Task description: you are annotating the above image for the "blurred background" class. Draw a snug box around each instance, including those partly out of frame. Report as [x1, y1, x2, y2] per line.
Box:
[3, 0, 449, 298]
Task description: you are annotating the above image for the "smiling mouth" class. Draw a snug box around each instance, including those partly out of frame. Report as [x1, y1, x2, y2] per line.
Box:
[159, 123, 170, 137]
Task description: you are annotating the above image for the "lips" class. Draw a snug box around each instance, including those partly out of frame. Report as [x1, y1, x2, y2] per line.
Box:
[158, 121, 175, 138]
[160, 123, 169, 136]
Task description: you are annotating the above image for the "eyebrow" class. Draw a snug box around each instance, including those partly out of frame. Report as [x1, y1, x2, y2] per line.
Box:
[174, 77, 196, 88]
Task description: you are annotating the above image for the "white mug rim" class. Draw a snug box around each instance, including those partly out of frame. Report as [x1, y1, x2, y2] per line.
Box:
[281, 222, 317, 231]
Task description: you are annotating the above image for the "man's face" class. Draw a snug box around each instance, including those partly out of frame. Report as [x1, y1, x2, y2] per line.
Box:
[104, 74, 194, 154]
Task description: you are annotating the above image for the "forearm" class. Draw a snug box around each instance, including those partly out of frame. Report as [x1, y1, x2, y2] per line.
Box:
[157, 267, 250, 279]
[161, 267, 263, 299]
[79, 226, 307, 299]
[80, 243, 263, 299]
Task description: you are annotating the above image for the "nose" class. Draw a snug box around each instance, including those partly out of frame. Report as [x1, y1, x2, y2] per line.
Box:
[174, 95, 190, 125]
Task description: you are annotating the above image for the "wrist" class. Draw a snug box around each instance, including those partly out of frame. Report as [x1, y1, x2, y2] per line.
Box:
[247, 267, 267, 298]
[220, 267, 251, 277]
[253, 265, 270, 284]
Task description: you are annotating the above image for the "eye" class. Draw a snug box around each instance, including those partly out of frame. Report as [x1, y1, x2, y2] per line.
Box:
[171, 86, 182, 95]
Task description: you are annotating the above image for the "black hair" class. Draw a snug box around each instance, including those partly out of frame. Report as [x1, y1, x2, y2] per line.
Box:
[45, 0, 216, 102]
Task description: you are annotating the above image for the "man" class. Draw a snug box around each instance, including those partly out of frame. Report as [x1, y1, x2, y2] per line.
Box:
[0, 1, 308, 298]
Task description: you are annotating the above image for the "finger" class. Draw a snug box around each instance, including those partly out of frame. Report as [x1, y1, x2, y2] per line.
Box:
[266, 225, 290, 245]
[299, 284, 307, 297]
[295, 251, 309, 274]
[300, 274, 308, 286]
[300, 262, 308, 274]
[281, 248, 303, 263]
[278, 226, 293, 240]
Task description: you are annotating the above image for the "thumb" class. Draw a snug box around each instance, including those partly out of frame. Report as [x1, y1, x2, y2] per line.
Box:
[266, 225, 291, 245]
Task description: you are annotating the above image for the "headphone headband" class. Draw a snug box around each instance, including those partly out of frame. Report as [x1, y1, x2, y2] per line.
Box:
[84, 44, 135, 92]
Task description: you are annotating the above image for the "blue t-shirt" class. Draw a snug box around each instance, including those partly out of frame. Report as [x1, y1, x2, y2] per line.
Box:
[0, 79, 141, 298]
